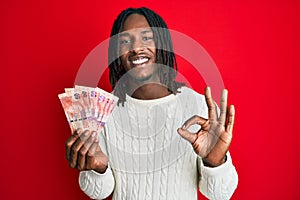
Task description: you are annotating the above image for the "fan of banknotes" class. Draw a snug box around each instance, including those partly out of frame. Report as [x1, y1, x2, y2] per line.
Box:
[58, 85, 118, 133]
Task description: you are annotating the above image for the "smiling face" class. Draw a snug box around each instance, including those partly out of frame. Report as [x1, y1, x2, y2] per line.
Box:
[119, 14, 157, 82]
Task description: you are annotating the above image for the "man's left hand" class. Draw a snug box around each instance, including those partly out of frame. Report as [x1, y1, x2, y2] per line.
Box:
[177, 87, 235, 167]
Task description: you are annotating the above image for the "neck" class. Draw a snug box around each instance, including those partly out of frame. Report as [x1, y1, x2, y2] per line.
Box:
[130, 83, 171, 100]
[122, 72, 172, 100]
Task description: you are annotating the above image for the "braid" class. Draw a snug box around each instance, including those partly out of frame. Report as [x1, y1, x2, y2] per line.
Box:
[108, 7, 184, 106]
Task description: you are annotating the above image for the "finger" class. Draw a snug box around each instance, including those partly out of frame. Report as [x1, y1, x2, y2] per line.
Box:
[65, 128, 82, 161]
[181, 115, 208, 130]
[205, 87, 218, 121]
[77, 131, 97, 170]
[69, 130, 91, 168]
[86, 141, 107, 172]
[226, 105, 235, 133]
[177, 128, 197, 144]
[219, 89, 228, 125]
[87, 140, 100, 159]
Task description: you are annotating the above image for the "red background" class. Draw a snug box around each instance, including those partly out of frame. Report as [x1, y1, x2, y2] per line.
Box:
[2, 0, 300, 199]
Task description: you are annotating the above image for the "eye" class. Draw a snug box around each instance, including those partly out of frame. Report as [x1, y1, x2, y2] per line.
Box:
[142, 36, 153, 41]
[120, 39, 130, 45]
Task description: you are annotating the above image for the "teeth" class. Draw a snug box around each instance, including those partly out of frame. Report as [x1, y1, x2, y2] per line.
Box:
[132, 57, 149, 65]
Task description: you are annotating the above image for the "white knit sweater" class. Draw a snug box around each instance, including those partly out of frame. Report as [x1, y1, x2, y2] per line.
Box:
[79, 87, 238, 200]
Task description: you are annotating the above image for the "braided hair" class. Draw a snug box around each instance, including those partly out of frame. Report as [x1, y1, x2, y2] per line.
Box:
[108, 7, 184, 105]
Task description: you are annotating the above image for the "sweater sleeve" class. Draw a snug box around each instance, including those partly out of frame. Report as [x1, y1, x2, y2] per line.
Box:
[197, 152, 238, 200]
[78, 127, 115, 199]
[79, 167, 115, 199]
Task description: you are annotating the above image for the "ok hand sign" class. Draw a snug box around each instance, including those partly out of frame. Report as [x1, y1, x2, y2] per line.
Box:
[177, 87, 235, 167]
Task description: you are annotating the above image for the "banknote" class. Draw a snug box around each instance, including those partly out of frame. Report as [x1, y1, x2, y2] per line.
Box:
[58, 93, 83, 132]
[58, 86, 118, 133]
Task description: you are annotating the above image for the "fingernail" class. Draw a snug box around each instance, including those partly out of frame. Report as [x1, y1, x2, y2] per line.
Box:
[223, 89, 228, 95]
[84, 130, 89, 136]
[76, 129, 82, 135]
[231, 105, 235, 113]
[91, 131, 96, 137]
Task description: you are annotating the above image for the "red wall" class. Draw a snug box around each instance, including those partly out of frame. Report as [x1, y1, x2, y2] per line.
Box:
[2, 0, 300, 199]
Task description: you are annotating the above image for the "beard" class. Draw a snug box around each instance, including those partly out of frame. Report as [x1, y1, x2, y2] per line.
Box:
[129, 72, 153, 82]
[126, 64, 159, 83]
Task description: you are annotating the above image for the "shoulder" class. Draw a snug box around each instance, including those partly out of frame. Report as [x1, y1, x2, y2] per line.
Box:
[177, 86, 208, 118]
[178, 86, 205, 101]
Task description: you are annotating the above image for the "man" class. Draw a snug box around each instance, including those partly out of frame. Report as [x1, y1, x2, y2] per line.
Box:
[66, 7, 238, 200]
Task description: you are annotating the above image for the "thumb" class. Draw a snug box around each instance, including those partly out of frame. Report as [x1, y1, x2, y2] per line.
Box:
[177, 128, 197, 144]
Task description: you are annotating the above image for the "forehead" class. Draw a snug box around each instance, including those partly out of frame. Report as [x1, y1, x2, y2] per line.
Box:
[121, 14, 151, 32]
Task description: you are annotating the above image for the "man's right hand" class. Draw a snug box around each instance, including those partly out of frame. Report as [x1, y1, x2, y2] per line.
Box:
[65, 129, 108, 173]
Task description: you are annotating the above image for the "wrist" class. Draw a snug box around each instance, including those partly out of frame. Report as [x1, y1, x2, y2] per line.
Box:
[94, 165, 108, 174]
[203, 154, 227, 167]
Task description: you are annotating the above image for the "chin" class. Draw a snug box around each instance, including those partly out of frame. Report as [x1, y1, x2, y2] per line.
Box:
[130, 73, 153, 82]
[126, 65, 156, 81]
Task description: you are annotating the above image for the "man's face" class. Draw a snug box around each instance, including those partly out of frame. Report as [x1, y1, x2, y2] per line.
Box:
[119, 14, 157, 82]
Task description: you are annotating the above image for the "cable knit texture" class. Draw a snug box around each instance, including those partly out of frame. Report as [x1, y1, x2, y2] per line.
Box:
[79, 87, 238, 200]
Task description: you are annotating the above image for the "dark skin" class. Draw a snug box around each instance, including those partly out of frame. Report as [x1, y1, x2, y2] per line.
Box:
[65, 14, 235, 173]
[177, 87, 235, 166]
[65, 129, 108, 173]
[119, 14, 171, 99]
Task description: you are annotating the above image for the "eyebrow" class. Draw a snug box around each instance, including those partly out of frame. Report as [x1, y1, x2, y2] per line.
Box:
[141, 29, 153, 34]
[119, 32, 130, 37]
[119, 29, 153, 37]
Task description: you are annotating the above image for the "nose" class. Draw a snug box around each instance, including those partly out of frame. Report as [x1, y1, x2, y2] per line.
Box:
[130, 39, 145, 53]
